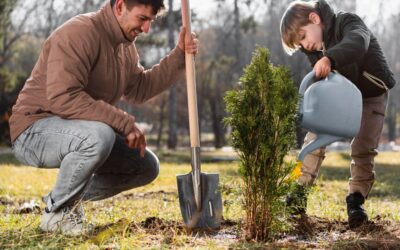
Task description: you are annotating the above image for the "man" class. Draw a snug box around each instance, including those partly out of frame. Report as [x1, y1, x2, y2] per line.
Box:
[9, 0, 198, 235]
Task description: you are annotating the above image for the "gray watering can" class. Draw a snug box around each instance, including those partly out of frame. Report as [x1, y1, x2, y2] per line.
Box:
[297, 71, 363, 162]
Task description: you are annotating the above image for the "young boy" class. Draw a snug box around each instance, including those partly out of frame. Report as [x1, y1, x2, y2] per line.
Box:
[280, 0, 396, 228]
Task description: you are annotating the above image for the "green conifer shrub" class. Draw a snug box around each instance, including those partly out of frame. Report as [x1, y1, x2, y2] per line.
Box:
[224, 46, 299, 241]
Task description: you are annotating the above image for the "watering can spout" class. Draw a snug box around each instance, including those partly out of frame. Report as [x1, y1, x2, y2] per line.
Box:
[298, 134, 343, 162]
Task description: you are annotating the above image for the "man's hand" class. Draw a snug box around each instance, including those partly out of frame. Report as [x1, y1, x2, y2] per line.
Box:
[125, 124, 146, 158]
[178, 27, 198, 55]
[314, 56, 331, 78]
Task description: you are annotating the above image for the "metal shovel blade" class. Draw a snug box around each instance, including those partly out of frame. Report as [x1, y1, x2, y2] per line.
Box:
[177, 172, 223, 229]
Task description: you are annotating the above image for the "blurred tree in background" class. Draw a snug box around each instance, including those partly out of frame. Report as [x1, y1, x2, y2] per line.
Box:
[0, 0, 25, 145]
[1, 0, 399, 148]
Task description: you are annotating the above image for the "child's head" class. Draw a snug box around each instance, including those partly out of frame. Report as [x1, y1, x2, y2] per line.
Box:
[280, 1, 324, 55]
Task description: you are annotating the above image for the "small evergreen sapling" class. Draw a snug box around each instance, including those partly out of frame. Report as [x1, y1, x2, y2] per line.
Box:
[224, 46, 299, 241]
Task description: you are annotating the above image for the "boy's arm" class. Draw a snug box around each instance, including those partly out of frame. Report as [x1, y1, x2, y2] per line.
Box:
[326, 13, 370, 68]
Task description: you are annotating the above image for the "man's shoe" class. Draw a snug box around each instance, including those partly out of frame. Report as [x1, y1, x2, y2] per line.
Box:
[40, 204, 89, 235]
[346, 192, 368, 229]
[286, 183, 309, 215]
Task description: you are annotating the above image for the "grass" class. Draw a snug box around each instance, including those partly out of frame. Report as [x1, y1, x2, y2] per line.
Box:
[1, 150, 400, 249]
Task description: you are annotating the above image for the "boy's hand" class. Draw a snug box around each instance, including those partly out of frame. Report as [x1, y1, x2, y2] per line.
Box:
[178, 27, 198, 55]
[314, 56, 331, 78]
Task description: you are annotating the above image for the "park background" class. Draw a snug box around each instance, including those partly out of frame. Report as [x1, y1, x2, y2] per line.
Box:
[0, 0, 399, 150]
[1, 0, 400, 249]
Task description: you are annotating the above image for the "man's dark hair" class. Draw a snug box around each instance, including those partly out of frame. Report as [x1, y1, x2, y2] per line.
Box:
[111, 0, 165, 15]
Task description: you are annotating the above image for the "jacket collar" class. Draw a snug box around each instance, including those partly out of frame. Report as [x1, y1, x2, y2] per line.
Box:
[316, 0, 336, 45]
[99, 1, 132, 47]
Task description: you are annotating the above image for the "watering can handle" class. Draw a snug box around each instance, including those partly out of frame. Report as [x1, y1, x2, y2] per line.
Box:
[298, 70, 335, 122]
[299, 70, 336, 95]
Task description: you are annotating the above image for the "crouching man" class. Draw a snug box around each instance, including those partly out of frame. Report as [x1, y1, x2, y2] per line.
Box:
[9, 0, 198, 235]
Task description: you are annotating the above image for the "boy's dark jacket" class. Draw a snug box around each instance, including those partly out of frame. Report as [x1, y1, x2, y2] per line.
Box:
[301, 0, 396, 98]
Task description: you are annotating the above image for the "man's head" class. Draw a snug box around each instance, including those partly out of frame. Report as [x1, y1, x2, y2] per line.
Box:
[111, 0, 165, 42]
[280, 1, 323, 55]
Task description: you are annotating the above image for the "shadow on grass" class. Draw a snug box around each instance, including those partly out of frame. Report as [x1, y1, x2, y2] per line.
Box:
[0, 150, 239, 168]
[0, 227, 89, 249]
[0, 153, 21, 166]
[318, 158, 400, 199]
[154, 150, 238, 164]
[0, 208, 240, 248]
[338, 152, 352, 162]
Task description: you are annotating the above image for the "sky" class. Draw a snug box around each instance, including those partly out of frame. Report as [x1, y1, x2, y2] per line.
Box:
[356, 0, 400, 24]
[188, 0, 400, 25]
[13, 0, 400, 30]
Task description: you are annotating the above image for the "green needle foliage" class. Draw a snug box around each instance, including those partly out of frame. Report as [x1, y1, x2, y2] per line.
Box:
[224, 46, 299, 241]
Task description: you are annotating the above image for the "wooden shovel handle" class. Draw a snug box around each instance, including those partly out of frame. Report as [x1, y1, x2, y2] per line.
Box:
[181, 0, 200, 148]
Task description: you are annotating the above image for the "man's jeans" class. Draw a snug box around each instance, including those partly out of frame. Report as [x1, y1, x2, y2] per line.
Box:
[12, 116, 159, 212]
[298, 92, 388, 198]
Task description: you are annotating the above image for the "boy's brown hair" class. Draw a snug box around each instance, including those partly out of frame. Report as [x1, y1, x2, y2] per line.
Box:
[280, 0, 318, 55]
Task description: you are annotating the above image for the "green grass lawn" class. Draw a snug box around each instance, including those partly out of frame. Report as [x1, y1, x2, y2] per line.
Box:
[1, 150, 400, 249]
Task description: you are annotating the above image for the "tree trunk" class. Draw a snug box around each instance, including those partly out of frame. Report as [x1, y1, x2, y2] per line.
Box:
[167, 0, 178, 149]
[233, 0, 241, 70]
[210, 96, 226, 149]
[387, 98, 397, 142]
[157, 97, 167, 150]
[168, 87, 178, 149]
[209, 68, 226, 148]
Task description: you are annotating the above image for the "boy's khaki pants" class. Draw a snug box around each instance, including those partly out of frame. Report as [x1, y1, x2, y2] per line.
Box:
[298, 93, 388, 198]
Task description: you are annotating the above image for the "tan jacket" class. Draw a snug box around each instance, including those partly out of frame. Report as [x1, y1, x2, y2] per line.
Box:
[9, 2, 185, 142]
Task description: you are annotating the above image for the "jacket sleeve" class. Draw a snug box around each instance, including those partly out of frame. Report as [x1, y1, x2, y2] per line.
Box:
[123, 45, 185, 104]
[46, 32, 135, 136]
[326, 13, 371, 68]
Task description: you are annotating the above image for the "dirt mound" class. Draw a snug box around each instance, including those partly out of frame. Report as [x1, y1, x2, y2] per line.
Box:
[294, 214, 347, 236]
[0, 196, 41, 214]
[0, 196, 15, 206]
[139, 217, 185, 233]
[287, 215, 400, 249]
[294, 215, 393, 236]
[136, 216, 239, 235]
[112, 190, 177, 202]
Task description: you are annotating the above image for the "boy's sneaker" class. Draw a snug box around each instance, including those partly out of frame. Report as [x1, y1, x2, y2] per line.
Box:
[346, 192, 368, 229]
[286, 183, 309, 215]
[40, 204, 90, 235]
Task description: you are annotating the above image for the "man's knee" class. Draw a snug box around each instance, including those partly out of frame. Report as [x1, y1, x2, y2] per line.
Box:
[81, 122, 116, 159]
[143, 150, 160, 184]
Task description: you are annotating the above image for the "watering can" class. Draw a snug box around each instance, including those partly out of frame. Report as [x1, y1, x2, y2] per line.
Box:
[295, 71, 362, 172]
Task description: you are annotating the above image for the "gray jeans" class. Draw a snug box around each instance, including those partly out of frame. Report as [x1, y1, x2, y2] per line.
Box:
[12, 116, 159, 212]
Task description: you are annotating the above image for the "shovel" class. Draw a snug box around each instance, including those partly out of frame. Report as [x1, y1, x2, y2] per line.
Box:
[176, 0, 223, 230]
